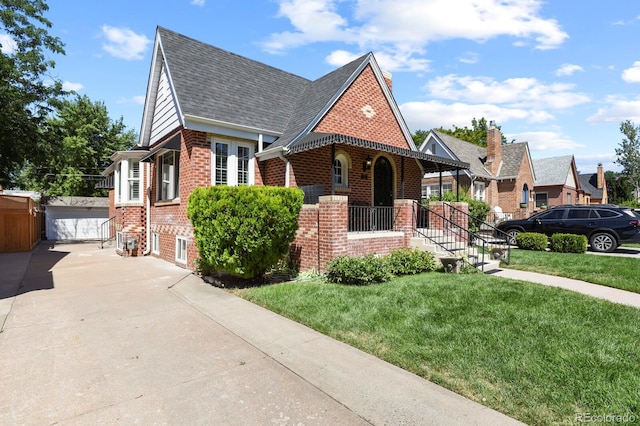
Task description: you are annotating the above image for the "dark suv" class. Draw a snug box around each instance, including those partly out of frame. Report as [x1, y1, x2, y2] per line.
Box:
[495, 205, 640, 252]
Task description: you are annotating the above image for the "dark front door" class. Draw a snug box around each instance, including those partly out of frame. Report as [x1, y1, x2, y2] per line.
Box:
[374, 156, 393, 206]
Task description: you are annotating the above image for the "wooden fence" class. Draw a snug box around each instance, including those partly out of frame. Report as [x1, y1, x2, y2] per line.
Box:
[0, 195, 43, 253]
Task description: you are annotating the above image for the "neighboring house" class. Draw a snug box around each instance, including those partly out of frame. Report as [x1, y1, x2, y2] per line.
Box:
[532, 155, 581, 208]
[101, 27, 467, 271]
[578, 164, 608, 204]
[44, 196, 109, 241]
[419, 123, 536, 215]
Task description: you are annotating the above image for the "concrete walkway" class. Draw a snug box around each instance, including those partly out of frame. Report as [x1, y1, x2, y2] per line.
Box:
[0, 242, 522, 425]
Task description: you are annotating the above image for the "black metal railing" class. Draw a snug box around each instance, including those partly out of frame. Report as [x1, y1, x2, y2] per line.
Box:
[348, 205, 399, 232]
[413, 201, 511, 272]
[100, 216, 116, 248]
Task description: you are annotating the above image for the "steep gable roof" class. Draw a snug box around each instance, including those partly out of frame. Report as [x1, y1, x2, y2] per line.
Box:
[499, 143, 530, 179]
[429, 131, 490, 178]
[578, 173, 604, 198]
[533, 155, 576, 186]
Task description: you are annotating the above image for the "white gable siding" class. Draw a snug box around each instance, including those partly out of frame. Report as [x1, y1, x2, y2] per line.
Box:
[150, 64, 180, 145]
[565, 168, 576, 188]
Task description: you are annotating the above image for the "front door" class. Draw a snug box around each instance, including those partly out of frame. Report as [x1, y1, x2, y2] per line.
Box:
[373, 156, 393, 206]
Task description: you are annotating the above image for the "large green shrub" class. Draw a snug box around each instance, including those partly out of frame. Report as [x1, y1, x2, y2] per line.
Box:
[385, 248, 436, 275]
[515, 232, 548, 251]
[187, 186, 304, 279]
[325, 255, 393, 285]
[550, 233, 587, 253]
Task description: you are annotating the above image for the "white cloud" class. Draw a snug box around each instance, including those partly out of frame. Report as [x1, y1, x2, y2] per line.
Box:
[622, 61, 640, 83]
[263, 0, 568, 69]
[0, 34, 17, 54]
[399, 100, 552, 133]
[62, 81, 84, 92]
[133, 95, 146, 105]
[556, 64, 584, 76]
[425, 74, 590, 110]
[459, 52, 479, 64]
[325, 50, 362, 67]
[587, 96, 640, 123]
[191, 0, 205, 6]
[507, 131, 584, 151]
[101, 26, 151, 60]
[116, 96, 146, 105]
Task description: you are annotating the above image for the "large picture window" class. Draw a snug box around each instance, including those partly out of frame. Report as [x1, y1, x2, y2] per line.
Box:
[158, 151, 179, 201]
[535, 193, 548, 208]
[212, 138, 254, 186]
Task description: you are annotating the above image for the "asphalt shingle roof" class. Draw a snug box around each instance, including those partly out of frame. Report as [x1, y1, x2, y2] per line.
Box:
[578, 173, 604, 198]
[533, 155, 574, 186]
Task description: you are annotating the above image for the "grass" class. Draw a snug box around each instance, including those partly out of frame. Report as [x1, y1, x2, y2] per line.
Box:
[234, 274, 640, 425]
[505, 249, 640, 294]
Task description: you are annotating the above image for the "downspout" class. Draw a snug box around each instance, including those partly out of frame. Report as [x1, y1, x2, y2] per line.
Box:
[143, 161, 151, 255]
[331, 144, 335, 195]
[277, 152, 290, 187]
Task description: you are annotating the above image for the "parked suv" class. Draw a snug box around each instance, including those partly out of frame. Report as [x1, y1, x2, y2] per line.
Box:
[495, 205, 640, 252]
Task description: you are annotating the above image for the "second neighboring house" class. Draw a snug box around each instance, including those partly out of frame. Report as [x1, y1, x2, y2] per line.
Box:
[101, 27, 467, 271]
[578, 164, 609, 204]
[532, 155, 581, 209]
[420, 123, 536, 215]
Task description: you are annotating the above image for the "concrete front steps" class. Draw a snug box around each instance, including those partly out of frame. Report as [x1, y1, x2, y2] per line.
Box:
[410, 235, 502, 273]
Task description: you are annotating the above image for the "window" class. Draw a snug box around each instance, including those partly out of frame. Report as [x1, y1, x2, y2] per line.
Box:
[535, 193, 548, 209]
[212, 139, 254, 186]
[158, 151, 179, 201]
[176, 236, 187, 263]
[567, 209, 594, 219]
[473, 182, 486, 201]
[566, 193, 572, 204]
[539, 208, 565, 220]
[152, 233, 160, 254]
[431, 143, 436, 155]
[426, 183, 452, 198]
[116, 232, 123, 250]
[522, 183, 529, 204]
[115, 158, 141, 203]
[333, 154, 348, 188]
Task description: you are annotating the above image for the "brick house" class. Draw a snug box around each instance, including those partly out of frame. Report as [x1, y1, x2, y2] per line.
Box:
[101, 27, 467, 271]
[419, 123, 536, 216]
[532, 155, 581, 208]
[578, 165, 608, 204]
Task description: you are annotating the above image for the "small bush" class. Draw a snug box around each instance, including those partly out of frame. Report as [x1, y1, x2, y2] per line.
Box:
[325, 255, 393, 285]
[385, 248, 436, 275]
[550, 233, 587, 253]
[516, 232, 548, 251]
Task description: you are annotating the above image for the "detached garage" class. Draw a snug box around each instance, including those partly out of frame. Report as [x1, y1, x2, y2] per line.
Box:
[44, 197, 109, 241]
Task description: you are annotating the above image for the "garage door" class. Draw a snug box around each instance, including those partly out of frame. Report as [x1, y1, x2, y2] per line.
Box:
[45, 207, 109, 240]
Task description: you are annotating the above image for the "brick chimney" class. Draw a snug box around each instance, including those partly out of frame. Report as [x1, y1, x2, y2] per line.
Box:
[382, 70, 392, 91]
[596, 163, 604, 189]
[485, 120, 502, 175]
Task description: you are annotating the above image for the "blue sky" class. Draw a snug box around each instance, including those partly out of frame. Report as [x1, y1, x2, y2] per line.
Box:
[8, 0, 640, 173]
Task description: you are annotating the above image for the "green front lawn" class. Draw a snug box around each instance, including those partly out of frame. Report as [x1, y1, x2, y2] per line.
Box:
[505, 249, 640, 294]
[234, 274, 640, 425]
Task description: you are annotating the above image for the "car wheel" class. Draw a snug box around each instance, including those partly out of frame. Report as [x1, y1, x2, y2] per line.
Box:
[506, 229, 521, 245]
[589, 232, 617, 253]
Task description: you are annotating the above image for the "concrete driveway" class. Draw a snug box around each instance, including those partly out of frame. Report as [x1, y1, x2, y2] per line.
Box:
[0, 242, 521, 425]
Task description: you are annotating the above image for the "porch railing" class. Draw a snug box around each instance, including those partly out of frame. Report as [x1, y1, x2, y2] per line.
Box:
[100, 216, 116, 248]
[348, 205, 399, 232]
[413, 201, 511, 272]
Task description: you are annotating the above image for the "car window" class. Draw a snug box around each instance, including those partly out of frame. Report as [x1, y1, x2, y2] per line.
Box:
[567, 209, 593, 219]
[537, 208, 565, 220]
[595, 209, 620, 218]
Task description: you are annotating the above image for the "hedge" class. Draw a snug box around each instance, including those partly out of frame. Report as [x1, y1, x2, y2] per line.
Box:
[550, 233, 587, 253]
[515, 232, 548, 251]
[187, 186, 304, 278]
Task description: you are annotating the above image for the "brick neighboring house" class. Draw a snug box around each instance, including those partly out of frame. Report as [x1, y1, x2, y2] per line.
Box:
[578, 165, 608, 204]
[419, 123, 536, 216]
[532, 155, 581, 208]
[101, 27, 468, 272]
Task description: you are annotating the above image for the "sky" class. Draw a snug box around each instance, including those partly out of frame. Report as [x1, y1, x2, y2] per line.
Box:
[7, 0, 640, 174]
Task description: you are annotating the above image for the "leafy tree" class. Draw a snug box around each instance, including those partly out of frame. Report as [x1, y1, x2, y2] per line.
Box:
[615, 120, 640, 201]
[15, 95, 137, 196]
[605, 171, 635, 205]
[413, 118, 508, 148]
[0, 0, 66, 188]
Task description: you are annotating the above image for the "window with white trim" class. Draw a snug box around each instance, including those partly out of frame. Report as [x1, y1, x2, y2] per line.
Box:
[212, 139, 255, 186]
[115, 159, 141, 203]
[474, 181, 486, 201]
[333, 154, 348, 188]
[151, 233, 160, 254]
[176, 236, 187, 263]
[158, 151, 179, 201]
[425, 183, 452, 198]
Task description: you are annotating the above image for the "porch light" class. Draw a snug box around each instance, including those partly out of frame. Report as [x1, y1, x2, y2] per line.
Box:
[363, 156, 372, 172]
